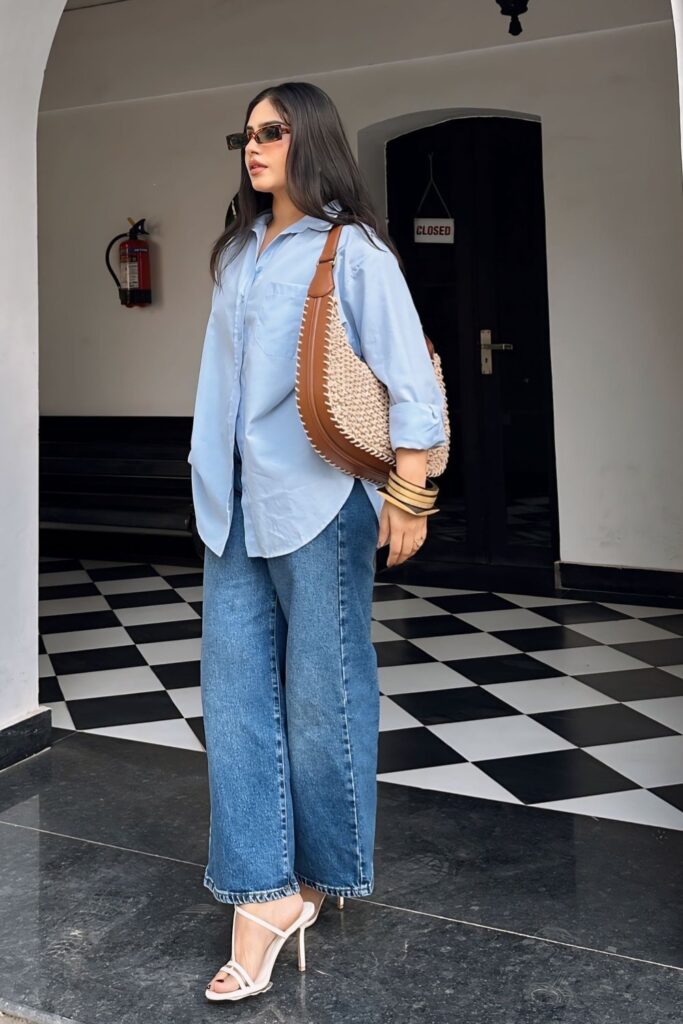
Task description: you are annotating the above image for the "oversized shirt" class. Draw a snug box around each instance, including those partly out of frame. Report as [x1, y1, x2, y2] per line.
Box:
[187, 199, 447, 558]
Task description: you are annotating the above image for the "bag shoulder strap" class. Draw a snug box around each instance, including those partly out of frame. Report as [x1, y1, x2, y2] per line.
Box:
[307, 222, 436, 358]
[307, 223, 342, 299]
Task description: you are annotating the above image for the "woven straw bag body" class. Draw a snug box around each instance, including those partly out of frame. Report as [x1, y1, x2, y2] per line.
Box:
[295, 223, 451, 486]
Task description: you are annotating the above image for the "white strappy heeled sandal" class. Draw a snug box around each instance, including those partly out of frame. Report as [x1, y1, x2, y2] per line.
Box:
[205, 900, 317, 1002]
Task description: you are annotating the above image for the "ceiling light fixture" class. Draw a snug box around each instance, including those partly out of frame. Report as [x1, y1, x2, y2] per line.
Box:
[495, 1, 529, 37]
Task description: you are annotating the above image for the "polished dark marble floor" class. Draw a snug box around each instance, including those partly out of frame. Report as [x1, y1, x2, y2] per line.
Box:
[0, 730, 682, 1024]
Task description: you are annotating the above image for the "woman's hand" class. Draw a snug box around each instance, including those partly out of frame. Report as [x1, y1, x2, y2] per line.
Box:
[377, 501, 428, 567]
[377, 448, 430, 567]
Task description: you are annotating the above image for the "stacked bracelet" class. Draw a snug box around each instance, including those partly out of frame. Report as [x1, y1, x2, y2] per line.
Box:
[376, 467, 440, 517]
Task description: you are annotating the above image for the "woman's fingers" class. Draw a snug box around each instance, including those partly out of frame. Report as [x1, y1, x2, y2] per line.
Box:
[383, 505, 428, 567]
[377, 504, 390, 548]
[399, 530, 415, 565]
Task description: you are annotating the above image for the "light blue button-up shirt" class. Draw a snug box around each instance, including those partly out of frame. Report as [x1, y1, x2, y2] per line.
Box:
[188, 199, 447, 558]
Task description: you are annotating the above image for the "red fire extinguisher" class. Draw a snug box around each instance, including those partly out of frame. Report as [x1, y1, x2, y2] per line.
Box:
[105, 218, 152, 307]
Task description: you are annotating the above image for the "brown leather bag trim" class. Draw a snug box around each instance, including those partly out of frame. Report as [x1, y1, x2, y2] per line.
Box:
[295, 223, 437, 485]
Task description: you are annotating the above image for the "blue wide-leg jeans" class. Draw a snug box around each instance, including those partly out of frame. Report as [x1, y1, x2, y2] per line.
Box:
[199, 445, 380, 905]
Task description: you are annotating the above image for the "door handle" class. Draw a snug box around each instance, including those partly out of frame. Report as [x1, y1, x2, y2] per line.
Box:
[480, 329, 513, 375]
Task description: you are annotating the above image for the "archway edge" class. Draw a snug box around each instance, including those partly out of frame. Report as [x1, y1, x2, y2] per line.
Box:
[670, 0, 683, 182]
[0, 0, 66, 737]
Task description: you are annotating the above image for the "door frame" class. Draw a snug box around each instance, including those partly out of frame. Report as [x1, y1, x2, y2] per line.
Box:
[360, 109, 559, 586]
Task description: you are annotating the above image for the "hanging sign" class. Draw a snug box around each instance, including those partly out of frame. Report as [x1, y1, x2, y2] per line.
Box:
[414, 218, 454, 243]
[413, 152, 454, 244]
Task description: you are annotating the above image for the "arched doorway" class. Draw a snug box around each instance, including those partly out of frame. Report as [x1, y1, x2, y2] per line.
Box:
[361, 111, 559, 586]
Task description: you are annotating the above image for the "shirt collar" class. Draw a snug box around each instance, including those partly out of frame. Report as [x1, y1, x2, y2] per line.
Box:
[250, 198, 342, 239]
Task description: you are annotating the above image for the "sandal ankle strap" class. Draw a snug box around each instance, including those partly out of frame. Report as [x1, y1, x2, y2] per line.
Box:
[235, 904, 287, 937]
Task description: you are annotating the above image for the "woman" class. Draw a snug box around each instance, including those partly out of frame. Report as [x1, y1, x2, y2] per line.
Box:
[188, 81, 447, 1001]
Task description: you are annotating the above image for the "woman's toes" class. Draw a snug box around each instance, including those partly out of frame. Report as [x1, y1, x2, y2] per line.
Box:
[208, 972, 237, 993]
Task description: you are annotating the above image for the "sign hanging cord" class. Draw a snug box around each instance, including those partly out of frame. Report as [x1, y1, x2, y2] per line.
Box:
[415, 153, 453, 218]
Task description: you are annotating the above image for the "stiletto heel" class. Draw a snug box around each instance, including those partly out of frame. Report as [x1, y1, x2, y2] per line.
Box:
[337, 895, 344, 910]
[205, 900, 316, 1002]
[298, 923, 306, 971]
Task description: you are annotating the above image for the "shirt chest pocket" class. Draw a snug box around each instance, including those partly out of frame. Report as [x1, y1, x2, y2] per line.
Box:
[254, 280, 310, 359]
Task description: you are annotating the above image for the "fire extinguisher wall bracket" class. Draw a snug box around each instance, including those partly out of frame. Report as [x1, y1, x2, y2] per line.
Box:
[105, 218, 152, 308]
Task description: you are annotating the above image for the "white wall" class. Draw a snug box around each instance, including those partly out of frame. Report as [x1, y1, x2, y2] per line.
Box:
[0, 0, 65, 737]
[42, 0, 669, 110]
[37, 3, 683, 575]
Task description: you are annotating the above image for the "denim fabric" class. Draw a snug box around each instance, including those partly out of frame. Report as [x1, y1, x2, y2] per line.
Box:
[199, 442, 380, 904]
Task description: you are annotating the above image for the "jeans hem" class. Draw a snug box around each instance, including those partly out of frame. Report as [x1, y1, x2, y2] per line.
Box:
[203, 871, 301, 905]
[294, 871, 374, 897]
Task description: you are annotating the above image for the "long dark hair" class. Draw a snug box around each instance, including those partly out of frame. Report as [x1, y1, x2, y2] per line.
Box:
[209, 81, 403, 286]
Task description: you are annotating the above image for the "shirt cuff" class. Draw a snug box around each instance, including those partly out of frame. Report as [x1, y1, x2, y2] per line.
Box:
[389, 401, 447, 451]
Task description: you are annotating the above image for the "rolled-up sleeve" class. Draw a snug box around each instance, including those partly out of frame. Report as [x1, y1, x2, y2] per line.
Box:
[345, 243, 447, 452]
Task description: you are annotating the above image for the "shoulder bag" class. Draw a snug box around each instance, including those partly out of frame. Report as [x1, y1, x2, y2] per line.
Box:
[294, 223, 451, 486]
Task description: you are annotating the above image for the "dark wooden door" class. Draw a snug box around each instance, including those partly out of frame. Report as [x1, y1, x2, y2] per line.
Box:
[386, 116, 559, 569]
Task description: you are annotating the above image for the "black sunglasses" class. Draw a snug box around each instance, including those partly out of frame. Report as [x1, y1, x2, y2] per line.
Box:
[226, 123, 292, 150]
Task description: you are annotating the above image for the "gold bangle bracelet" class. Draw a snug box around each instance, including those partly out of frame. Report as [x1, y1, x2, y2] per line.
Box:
[385, 486, 435, 509]
[389, 468, 438, 492]
[377, 489, 440, 517]
[389, 465, 438, 486]
[389, 468, 439, 497]
[385, 479, 436, 507]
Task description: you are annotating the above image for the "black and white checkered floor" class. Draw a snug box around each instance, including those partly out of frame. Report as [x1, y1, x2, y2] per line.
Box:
[38, 556, 683, 831]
